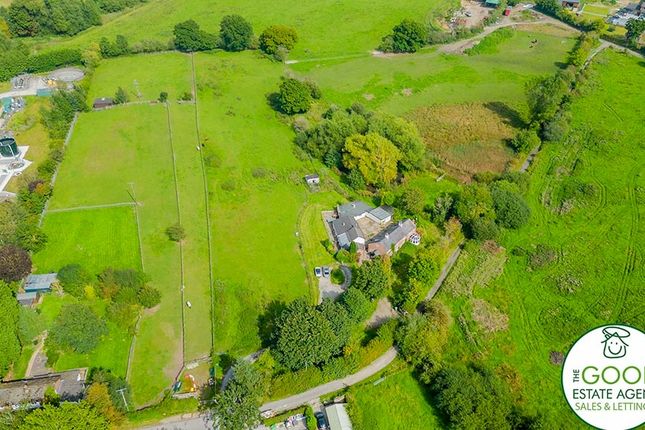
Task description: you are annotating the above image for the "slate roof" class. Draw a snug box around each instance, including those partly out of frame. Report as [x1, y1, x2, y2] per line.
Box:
[369, 206, 393, 221]
[337, 201, 373, 219]
[331, 216, 365, 246]
[0, 369, 87, 408]
[25, 273, 57, 292]
[16, 292, 37, 305]
[368, 219, 416, 250]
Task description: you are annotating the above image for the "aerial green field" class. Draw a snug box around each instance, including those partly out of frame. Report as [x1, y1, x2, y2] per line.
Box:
[37, 104, 184, 406]
[297, 27, 577, 115]
[346, 363, 442, 430]
[40, 0, 456, 59]
[437, 49, 644, 425]
[34, 206, 141, 274]
[194, 51, 344, 354]
[87, 53, 193, 102]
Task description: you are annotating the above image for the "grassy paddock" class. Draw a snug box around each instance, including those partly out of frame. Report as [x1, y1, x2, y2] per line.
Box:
[34, 206, 141, 274]
[438, 50, 645, 424]
[39, 0, 456, 59]
[346, 361, 442, 430]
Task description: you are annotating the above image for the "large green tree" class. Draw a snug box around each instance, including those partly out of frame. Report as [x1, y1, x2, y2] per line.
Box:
[0, 244, 32, 282]
[492, 188, 531, 229]
[367, 112, 425, 171]
[454, 184, 495, 227]
[173, 20, 217, 52]
[317, 299, 352, 353]
[219, 14, 253, 51]
[432, 364, 513, 430]
[343, 133, 401, 187]
[259, 25, 298, 56]
[277, 77, 313, 114]
[273, 299, 337, 370]
[525, 73, 569, 125]
[0, 282, 21, 376]
[340, 288, 372, 323]
[625, 19, 645, 47]
[18, 402, 108, 430]
[214, 361, 263, 430]
[380, 19, 427, 53]
[48, 304, 107, 354]
[352, 257, 392, 299]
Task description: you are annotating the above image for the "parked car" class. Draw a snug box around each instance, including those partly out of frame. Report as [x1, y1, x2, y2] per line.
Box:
[314, 267, 323, 277]
[314, 412, 328, 430]
[323, 266, 330, 277]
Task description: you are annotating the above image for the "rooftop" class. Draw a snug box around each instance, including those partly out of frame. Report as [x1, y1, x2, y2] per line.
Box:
[0, 369, 87, 409]
[25, 273, 57, 292]
[369, 219, 416, 250]
[337, 201, 373, 219]
[326, 403, 353, 430]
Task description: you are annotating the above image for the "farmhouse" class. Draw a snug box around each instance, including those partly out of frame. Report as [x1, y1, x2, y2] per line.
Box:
[328, 201, 417, 257]
[0, 368, 88, 411]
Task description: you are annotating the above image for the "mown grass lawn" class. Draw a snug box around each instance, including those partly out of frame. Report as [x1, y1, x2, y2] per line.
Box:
[39, 295, 131, 377]
[34, 206, 141, 274]
[437, 50, 645, 425]
[39, 0, 456, 59]
[346, 362, 442, 430]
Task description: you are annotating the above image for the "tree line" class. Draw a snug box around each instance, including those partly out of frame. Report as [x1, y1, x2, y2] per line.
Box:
[1, 0, 147, 37]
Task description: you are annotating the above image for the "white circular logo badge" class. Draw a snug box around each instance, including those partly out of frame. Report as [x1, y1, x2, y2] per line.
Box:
[562, 324, 645, 430]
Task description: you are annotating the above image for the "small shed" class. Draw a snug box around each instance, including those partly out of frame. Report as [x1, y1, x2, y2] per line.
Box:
[485, 0, 500, 6]
[93, 97, 114, 110]
[16, 292, 38, 307]
[304, 174, 320, 186]
[326, 403, 353, 430]
[25, 273, 57, 293]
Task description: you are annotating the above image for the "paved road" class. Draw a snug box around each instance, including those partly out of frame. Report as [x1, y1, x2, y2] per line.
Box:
[260, 346, 398, 414]
[138, 413, 212, 430]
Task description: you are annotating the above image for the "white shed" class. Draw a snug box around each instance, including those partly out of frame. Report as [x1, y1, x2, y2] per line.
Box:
[325, 403, 353, 430]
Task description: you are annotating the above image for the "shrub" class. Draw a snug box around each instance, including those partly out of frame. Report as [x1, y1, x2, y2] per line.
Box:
[159, 92, 168, 103]
[0, 245, 32, 282]
[27, 49, 82, 73]
[470, 218, 500, 241]
[492, 188, 531, 229]
[277, 77, 313, 114]
[58, 264, 92, 298]
[400, 187, 425, 215]
[219, 14, 254, 52]
[509, 128, 540, 153]
[259, 25, 298, 56]
[165, 223, 186, 242]
[137, 285, 161, 308]
[114, 87, 129, 104]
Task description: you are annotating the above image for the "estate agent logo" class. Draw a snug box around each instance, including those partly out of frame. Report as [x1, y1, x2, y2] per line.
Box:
[562, 324, 645, 430]
[602, 327, 630, 359]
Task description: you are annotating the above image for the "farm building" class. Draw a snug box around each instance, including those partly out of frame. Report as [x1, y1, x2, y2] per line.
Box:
[0, 368, 88, 411]
[485, 0, 500, 6]
[24, 273, 57, 293]
[561, 0, 580, 8]
[325, 403, 353, 430]
[367, 219, 418, 257]
[327, 201, 417, 258]
[16, 292, 38, 307]
[93, 97, 114, 109]
[304, 174, 320, 185]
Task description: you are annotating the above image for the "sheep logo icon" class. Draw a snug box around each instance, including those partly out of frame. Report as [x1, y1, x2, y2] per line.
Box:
[601, 326, 630, 359]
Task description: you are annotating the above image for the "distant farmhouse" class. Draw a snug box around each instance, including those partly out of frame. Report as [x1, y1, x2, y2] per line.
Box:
[0, 368, 87, 411]
[608, 1, 645, 26]
[328, 201, 419, 258]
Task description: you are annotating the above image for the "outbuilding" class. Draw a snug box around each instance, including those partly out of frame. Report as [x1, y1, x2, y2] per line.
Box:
[16, 292, 38, 307]
[304, 174, 320, 186]
[93, 97, 114, 110]
[25, 273, 57, 293]
[325, 403, 353, 430]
